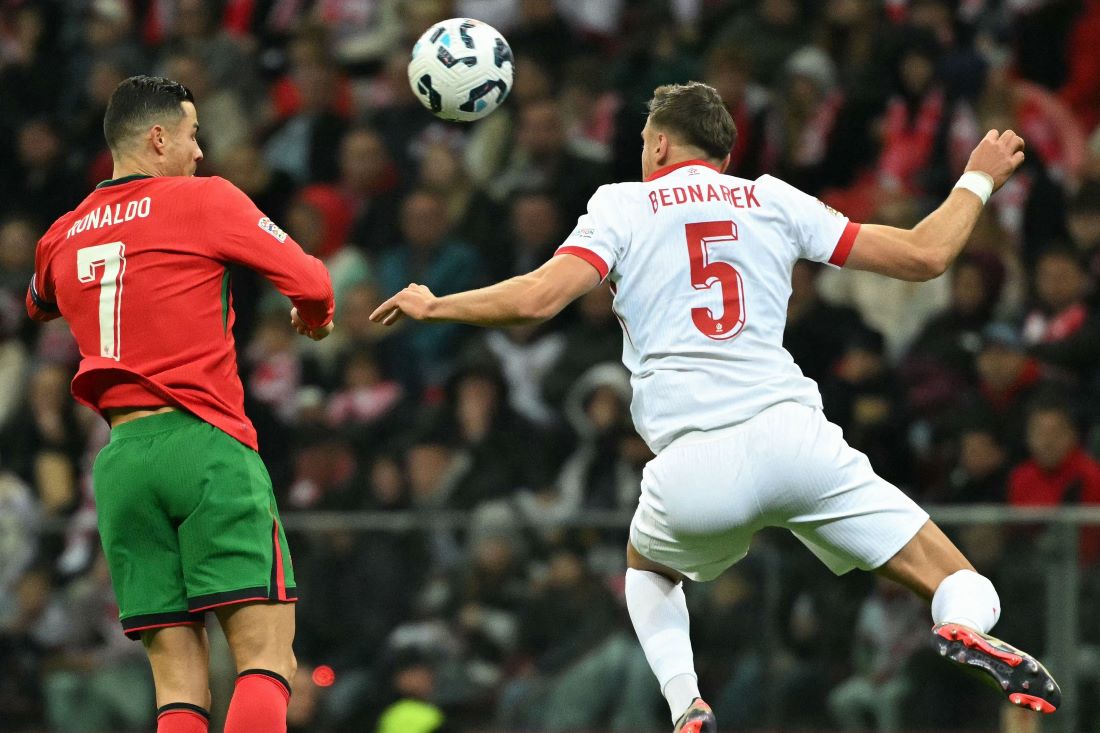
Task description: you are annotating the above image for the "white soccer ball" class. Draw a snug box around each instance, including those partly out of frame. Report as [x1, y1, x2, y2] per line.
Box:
[407, 18, 514, 122]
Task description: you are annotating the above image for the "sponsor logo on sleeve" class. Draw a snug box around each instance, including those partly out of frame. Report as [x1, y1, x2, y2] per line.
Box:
[258, 217, 288, 242]
[574, 227, 595, 239]
[818, 200, 844, 218]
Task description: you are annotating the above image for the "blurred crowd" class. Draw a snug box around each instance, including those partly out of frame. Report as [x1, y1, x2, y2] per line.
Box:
[1, 0, 1100, 731]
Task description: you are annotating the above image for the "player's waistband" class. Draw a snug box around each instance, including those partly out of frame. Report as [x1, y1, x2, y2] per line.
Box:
[659, 400, 819, 451]
[108, 409, 200, 440]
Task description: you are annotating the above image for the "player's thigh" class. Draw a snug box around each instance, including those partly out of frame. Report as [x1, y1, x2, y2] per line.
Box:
[215, 601, 296, 678]
[142, 624, 211, 708]
[171, 422, 297, 612]
[92, 436, 192, 638]
[630, 421, 765, 582]
[777, 408, 929, 575]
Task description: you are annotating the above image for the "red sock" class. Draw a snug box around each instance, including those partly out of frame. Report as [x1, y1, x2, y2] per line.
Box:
[224, 669, 291, 733]
[157, 703, 209, 733]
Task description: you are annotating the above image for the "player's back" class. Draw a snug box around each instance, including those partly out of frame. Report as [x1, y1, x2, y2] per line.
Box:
[31, 174, 333, 448]
[556, 160, 859, 452]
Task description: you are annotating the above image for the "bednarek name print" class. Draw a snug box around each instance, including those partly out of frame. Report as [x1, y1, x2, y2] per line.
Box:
[67, 197, 152, 238]
[649, 183, 759, 213]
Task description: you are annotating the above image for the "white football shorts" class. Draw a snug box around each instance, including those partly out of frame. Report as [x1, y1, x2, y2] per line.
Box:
[629, 401, 929, 582]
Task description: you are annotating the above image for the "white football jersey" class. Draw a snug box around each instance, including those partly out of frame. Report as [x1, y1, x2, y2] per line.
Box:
[555, 160, 860, 453]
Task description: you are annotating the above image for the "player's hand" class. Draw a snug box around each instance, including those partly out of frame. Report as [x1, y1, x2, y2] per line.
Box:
[965, 129, 1026, 193]
[369, 284, 437, 326]
[290, 307, 334, 341]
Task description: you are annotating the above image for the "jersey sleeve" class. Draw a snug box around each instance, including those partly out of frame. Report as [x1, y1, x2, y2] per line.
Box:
[553, 185, 629, 281]
[26, 236, 61, 322]
[201, 177, 335, 329]
[759, 175, 861, 268]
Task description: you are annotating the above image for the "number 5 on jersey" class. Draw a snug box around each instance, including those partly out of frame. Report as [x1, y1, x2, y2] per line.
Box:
[77, 242, 126, 360]
[686, 221, 744, 340]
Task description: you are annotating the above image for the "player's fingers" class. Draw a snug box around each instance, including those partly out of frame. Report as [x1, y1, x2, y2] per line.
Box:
[382, 307, 404, 326]
[985, 129, 999, 142]
[369, 299, 396, 321]
[998, 129, 1016, 143]
[1011, 150, 1025, 167]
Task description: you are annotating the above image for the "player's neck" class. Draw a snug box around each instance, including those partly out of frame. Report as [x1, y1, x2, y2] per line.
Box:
[111, 156, 161, 181]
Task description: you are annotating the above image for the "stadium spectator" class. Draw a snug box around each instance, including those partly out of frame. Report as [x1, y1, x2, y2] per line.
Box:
[541, 284, 623, 409]
[1068, 181, 1100, 294]
[5, 117, 82, 226]
[263, 27, 350, 183]
[784, 260, 867, 385]
[519, 363, 641, 521]
[942, 424, 1011, 504]
[1008, 397, 1100, 564]
[425, 363, 552, 510]
[903, 252, 1006, 413]
[967, 322, 1049, 458]
[285, 185, 370, 303]
[162, 51, 251, 166]
[713, 0, 809, 87]
[827, 577, 927, 732]
[36, 552, 154, 732]
[487, 98, 609, 219]
[376, 190, 484, 387]
[496, 544, 660, 732]
[1021, 246, 1100, 381]
[155, 0, 257, 101]
[704, 46, 770, 180]
[821, 328, 912, 487]
[339, 126, 404, 254]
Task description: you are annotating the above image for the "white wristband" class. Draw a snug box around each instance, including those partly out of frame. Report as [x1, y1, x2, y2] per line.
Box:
[954, 171, 994, 205]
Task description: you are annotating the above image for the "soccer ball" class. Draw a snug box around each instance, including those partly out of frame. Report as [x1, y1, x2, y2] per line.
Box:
[407, 18, 514, 122]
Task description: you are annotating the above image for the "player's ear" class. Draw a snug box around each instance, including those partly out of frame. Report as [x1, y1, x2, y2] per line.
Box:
[655, 132, 671, 164]
[718, 153, 731, 174]
[150, 124, 167, 156]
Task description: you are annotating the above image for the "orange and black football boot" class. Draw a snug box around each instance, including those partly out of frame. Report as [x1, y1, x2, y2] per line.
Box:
[933, 623, 1061, 713]
[672, 698, 717, 733]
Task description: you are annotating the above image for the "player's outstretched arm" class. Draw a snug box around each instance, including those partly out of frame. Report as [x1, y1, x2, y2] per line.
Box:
[370, 254, 601, 328]
[845, 129, 1025, 281]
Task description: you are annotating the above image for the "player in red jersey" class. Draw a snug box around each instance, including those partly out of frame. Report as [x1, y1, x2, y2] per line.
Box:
[27, 76, 334, 733]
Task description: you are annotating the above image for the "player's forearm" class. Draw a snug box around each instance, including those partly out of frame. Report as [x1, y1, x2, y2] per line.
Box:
[427, 274, 554, 326]
[858, 189, 985, 281]
[910, 188, 986, 275]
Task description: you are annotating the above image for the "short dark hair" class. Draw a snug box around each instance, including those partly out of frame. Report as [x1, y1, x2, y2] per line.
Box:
[647, 82, 736, 161]
[103, 75, 194, 152]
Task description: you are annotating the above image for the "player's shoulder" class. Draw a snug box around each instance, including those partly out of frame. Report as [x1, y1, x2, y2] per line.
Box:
[588, 181, 644, 211]
[37, 209, 78, 251]
[184, 175, 244, 195]
[752, 173, 796, 197]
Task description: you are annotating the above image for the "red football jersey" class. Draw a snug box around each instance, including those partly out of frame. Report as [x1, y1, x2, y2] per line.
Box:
[27, 174, 334, 450]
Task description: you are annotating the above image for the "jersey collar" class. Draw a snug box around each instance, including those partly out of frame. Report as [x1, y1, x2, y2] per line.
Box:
[96, 173, 154, 189]
[644, 159, 721, 182]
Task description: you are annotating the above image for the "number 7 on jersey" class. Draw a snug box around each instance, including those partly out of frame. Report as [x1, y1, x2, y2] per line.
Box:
[686, 221, 744, 340]
[77, 242, 126, 360]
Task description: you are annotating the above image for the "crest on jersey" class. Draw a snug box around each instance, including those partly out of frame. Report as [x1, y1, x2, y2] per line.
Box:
[258, 217, 288, 243]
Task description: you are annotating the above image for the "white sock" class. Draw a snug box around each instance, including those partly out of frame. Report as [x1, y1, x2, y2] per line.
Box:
[931, 569, 1001, 633]
[625, 568, 700, 722]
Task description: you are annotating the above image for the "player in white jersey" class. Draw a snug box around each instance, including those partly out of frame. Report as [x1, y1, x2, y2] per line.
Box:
[371, 82, 1060, 731]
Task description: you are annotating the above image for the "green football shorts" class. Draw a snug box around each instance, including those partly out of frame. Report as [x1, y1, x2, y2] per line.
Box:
[92, 410, 296, 639]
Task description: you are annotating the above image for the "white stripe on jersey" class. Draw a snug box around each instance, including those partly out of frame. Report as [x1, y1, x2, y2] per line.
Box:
[554, 160, 860, 453]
